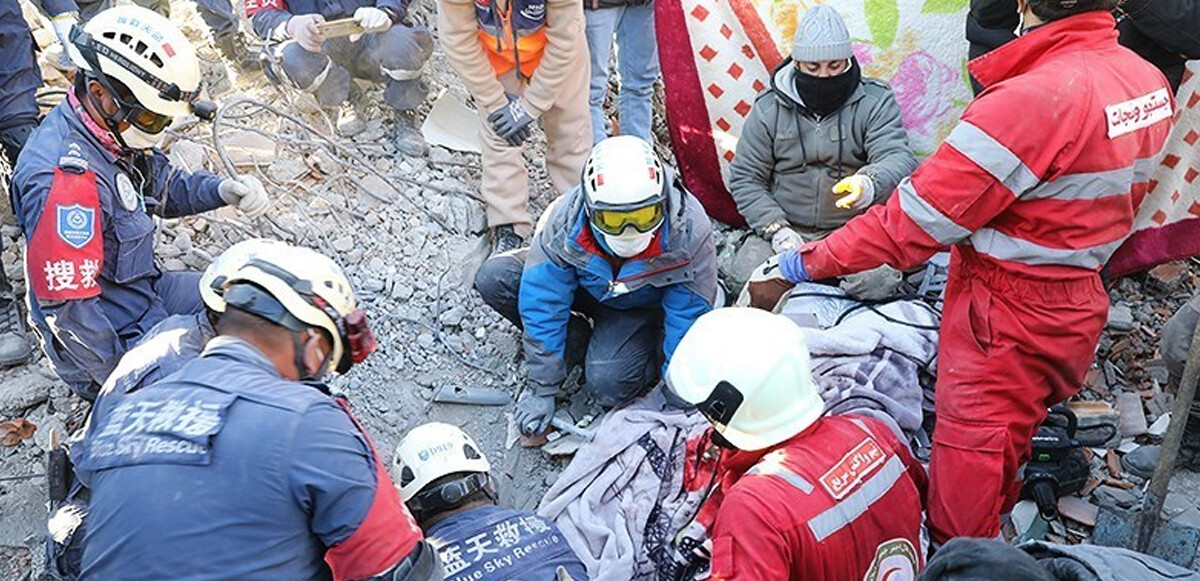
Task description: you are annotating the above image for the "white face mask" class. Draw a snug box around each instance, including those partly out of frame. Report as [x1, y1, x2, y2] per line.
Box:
[119, 126, 162, 150]
[602, 230, 655, 258]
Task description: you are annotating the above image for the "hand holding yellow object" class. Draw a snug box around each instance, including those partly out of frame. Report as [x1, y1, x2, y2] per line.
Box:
[832, 175, 875, 211]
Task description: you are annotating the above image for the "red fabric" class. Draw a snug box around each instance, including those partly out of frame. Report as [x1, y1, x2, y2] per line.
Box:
[801, 12, 1173, 282]
[655, 0, 745, 227]
[927, 248, 1106, 542]
[325, 399, 423, 581]
[244, 0, 286, 17]
[1106, 214, 1200, 278]
[27, 168, 104, 302]
[706, 415, 926, 581]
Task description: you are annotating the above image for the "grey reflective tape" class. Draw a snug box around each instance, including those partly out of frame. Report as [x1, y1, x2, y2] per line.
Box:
[945, 122, 1041, 196]
[808, 456, 906, 542]
[1133, 153, 1161, 184]
[747, 463, 814, 494]
[970, 228, 1128, 270]
[897, 179, 972, 245]
[1022, 166, 1133, 201]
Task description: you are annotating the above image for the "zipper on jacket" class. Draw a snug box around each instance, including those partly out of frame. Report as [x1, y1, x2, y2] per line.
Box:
[606, 259, 690, 297]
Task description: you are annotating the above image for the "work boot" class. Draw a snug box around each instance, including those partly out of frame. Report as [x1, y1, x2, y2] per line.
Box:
[336, 99, 366, 138]
[1121, 428, 1200, 479]
[215, 34, 261, 73]
[489, 225, 525, 257]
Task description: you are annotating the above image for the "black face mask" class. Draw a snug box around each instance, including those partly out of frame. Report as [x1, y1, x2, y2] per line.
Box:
[793, 58, 862, 118]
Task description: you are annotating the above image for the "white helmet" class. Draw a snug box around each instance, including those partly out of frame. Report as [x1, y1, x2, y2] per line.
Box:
[581, 136, 667, 258]
[666, 308, 824, 451]
[219, 245, 375, 375]
[68, 6, 201, 136]
[392, 423, 494, 515]
[199, 239, 290, 313]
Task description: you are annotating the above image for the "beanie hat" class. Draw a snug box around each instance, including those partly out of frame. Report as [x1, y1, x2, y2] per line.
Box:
[791, 5, 853, 63]
[918, 539, 1053, 581]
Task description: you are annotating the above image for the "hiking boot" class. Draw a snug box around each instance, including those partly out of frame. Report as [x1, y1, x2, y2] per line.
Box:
[215, 34, 261, 73]
[0, 296, 30, 368]
[1121, 428, 1200, 479]
[490, 225, 525, 257]
[336, 99, 366, 138]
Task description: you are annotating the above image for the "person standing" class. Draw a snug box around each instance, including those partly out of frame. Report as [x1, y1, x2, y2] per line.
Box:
[751, 0, 1174, 544]
[583, 0, 660, 144]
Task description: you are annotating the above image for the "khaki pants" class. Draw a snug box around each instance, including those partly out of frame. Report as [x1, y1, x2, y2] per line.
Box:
[477, 66, 592, 236]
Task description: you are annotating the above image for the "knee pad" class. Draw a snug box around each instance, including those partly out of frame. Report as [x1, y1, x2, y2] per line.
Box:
[371, 25, 434, 74]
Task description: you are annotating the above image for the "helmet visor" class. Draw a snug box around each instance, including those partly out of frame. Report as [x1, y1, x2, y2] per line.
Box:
[590, 202, 665, 236]
[121, 100, 173, 134]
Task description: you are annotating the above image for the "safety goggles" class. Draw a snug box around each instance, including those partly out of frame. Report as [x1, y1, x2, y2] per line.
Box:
[589, 201, 665, 236]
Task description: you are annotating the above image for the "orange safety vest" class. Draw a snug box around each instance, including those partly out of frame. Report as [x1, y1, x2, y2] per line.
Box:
[475, 0, 548, 79]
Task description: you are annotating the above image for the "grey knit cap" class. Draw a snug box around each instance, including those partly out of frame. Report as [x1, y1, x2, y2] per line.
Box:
[791, 5, 853, 63]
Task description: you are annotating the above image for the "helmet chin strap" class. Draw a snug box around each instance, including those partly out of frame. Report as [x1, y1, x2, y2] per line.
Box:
[80, 80, 136, 152]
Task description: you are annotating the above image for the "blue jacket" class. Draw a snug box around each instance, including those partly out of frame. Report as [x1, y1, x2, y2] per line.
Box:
[73, 337, 423, 580]
[427, 504, 588, 581]
[11, 100, 225, 396]
[518, 173, 718, 393]
[250, 0, 409, 40]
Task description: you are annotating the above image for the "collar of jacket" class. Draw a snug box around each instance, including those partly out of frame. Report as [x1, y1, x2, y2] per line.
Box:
[201, 336, 286, 377]
[968, 11, 1119, 90]
[769, 57, 867, 116]
[548, 170, 697, 276]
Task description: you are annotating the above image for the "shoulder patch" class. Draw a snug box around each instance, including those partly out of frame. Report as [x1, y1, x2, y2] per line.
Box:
[862, 538, 918, 581]
[58, 141, 89, 173]
[819, 437, 886, 500]
[27, 168, 105, 302]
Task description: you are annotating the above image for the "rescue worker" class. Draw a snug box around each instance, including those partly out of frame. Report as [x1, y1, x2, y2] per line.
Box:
[438, 0, 592, 255]
[584, 0, 659, 143]
[473, 136, 717, 436]
[71, 245, 442, 580]
[249, 0, 434, 137]
[967, 0, 1200, 93]
[666, 308, 927, 580]
[198, 0, 259, 71]
[728, 5, 916, 299]
[44, 239, 286, 581]
[0, 0, 44, 367]
[391, 422, 589, 580]
[919, 537, 1200, 581]
[10, 6, 272, 401]
[750, 0, 1174, 544]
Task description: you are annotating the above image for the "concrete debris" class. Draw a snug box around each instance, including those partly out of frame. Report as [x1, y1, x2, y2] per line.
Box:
[1117, 392, 1149, 438]
[1106, 304, 1135, 334]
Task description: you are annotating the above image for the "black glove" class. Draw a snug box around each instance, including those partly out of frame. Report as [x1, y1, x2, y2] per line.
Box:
[487, 94, 535, 147]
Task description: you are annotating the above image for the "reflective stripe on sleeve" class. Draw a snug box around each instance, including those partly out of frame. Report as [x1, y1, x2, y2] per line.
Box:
[945, 121, 1041, 197]
[897, 178, 973, 245]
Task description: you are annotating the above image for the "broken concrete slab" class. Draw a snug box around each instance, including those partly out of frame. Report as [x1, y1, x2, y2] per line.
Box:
[1117, 392, 1149, 438]
[1106, 304, 1135, 334]
[1058, 496, 1100, 527]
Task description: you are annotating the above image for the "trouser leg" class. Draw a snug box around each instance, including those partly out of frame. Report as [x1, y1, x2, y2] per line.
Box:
[583, 7, 619, 144]
[540, 50, 593, 197]
[576, 295, 662, 407]
[473, 249, 527, 327]
[154, 271, 205, 316]
[926, 251, 1106, 543]
[614, 1, 659, 141]
[271, 41, 352, 107]
[363, 25, 434, 111]
[479, 72, 533, 235]
[194, 0, 238, 40]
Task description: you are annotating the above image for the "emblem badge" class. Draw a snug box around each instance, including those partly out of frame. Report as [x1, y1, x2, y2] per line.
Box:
[116, 173, 140, 212]
[56, 204, 96, 250]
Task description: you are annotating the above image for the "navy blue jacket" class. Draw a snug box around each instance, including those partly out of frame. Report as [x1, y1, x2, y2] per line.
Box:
[11, 99, 225, 396]
[428, 504, 588, 580]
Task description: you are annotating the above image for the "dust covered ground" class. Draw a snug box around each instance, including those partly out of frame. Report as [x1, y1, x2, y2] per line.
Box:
[3, 1, 1200, 578]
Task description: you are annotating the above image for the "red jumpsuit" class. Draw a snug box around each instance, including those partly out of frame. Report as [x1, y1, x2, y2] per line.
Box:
[797, 11, 1174, 543]
[706, 414, 927, 581]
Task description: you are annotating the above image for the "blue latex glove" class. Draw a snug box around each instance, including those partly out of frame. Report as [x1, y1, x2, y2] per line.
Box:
[779, 250, 811, 283]
[488, 94, 535, 147]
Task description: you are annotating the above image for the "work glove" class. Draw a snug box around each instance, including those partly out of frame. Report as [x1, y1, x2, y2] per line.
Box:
[218, 175, 271, 219]
[488, 94, 536, 147]
[51, 12, 79, 69]
[744, 254, 796, 312]
[832, 174, 875, 211]
[286, 14, 326, 52]
[770, 226, 803, 253]
[353, 7, 392, 32]
[514, 389, 556, 437]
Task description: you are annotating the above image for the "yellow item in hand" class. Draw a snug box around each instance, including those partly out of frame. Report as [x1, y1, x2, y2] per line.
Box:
[832, 176, 864, 209]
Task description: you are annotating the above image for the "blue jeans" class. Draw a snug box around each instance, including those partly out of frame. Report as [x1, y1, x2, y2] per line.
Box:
[584, 2, 660, 144]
